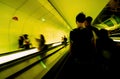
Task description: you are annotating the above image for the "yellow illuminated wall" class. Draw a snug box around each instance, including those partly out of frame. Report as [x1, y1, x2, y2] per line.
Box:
[49, 0, 110, 28]
[0, 0, 110, 54]
[0, 0, 70, 54]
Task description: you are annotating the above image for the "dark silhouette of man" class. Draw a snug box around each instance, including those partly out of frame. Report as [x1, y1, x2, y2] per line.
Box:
[70, 12, 96, 73]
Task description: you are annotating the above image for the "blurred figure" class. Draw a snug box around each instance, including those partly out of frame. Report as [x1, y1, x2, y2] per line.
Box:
[96, 29, 118, 72]
[35, 34, 48, 51]
[23, 34, 32, 49]
[61, 35, 67, 46]
[18, 36, 24, 48]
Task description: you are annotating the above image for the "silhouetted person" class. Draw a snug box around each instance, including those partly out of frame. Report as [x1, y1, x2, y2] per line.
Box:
[35, 34, 48, 51]
[23, 34, 31, 49]
[35, 34, 48, 63]
[18, 36, 24, 48]
[85, 16, 100, 48]
[70, 12, 96, 74]
[61, 35, 67, 46]
[96, 29, 117, 72]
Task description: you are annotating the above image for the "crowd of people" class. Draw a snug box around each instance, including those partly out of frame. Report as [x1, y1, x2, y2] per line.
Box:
[68, 12, 119, 76]
[18, 12, 119, 76]
[18, 33, 68, 50]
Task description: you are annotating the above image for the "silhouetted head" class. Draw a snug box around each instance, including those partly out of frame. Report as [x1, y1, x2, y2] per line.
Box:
[85, 16, 92, 23]
[85, 16, 93, 27]
[23, 34, 28, 39]
[19, 36, 24, 40]
[40, 34, 45, 39]
[76, 12, 86, 23]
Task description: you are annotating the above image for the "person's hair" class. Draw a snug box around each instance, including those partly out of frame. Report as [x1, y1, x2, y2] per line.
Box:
[76, 12, 86, 23]
[23, 34, 28, 39]
[85, 16, 93, 24]
[40, 34, 45, 40]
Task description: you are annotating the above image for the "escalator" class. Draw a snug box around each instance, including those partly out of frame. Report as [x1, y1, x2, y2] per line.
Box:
[0, 42, 70, 79]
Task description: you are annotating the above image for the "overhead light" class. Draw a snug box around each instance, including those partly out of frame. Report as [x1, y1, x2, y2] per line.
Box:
[41, 18, 46, 22]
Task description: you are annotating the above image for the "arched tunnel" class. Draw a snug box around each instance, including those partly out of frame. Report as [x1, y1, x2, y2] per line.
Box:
[0, 0, 120, 79]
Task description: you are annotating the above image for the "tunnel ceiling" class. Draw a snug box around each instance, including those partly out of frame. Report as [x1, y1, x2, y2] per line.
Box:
[48, 0, 110, 29]
[0, 0, 119, 30]
[48, 0, 120, 29]
[94, 0, 120, 24]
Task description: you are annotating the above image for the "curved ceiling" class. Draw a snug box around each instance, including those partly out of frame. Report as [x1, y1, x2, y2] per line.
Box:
[94, 0, 120, 24]
[48, 0, 120, 32]
[48, 0, 110, 29]
[1, 0, 118, 30]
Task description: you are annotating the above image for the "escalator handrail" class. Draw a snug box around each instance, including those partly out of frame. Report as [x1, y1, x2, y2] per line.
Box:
[5, 44, 68, 79]
[0, 43, 64, 70]
[0, 42, 62, 56]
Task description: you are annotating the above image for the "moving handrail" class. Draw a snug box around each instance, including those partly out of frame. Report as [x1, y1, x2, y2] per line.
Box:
[0, 42, 62, 56]
[6, 45, 66, 79]
[0, 42, 69, 79]
[0, 42, 63, 70]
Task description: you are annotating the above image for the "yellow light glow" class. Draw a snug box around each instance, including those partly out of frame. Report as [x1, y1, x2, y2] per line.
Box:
[41, 18, 46, 22]
[0, 48, 38, 65]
